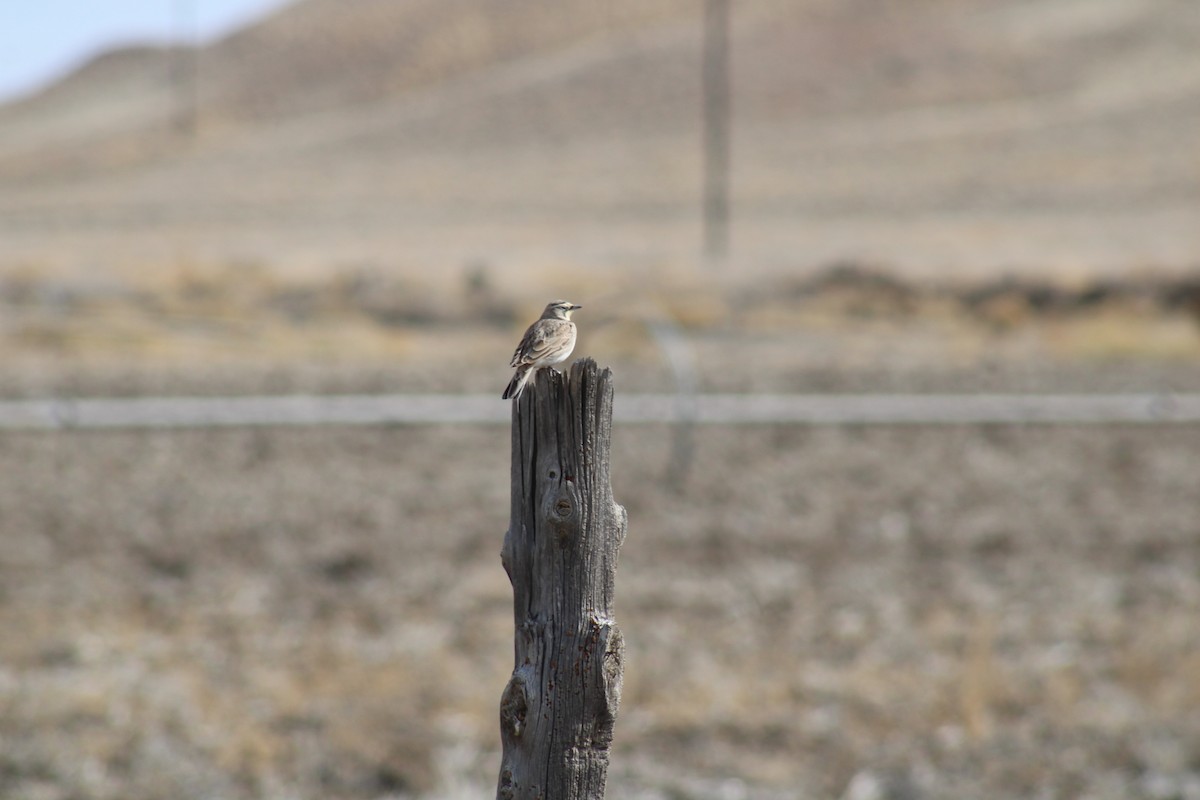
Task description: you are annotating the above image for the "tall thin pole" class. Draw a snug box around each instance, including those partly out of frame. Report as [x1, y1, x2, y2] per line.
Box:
[172, 0, 199, 137]
[702, 0, 731, 262]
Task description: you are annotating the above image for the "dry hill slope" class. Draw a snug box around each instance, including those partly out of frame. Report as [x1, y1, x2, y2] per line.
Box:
[0, 0, 1197, 279]
[0, 0, 698, 176]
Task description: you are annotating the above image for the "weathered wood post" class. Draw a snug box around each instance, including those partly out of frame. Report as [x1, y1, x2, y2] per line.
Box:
[497, 358, 627, 800]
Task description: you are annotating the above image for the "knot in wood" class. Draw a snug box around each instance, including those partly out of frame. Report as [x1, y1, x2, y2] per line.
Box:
[498, 769, 515, 800]
[615, 503, 629, 547]
[602, 625, 625, 717]
[499, 675, 529, 739]
[542, 481, 581, 539]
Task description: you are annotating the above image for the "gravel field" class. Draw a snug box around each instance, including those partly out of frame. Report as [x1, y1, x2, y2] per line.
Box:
[1, 358, 1198, 800]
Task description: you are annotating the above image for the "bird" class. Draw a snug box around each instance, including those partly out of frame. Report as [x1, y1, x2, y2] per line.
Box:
[502, 300, 582, 400]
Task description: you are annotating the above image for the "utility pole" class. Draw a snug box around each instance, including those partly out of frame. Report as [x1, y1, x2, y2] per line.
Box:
[171, 0, 199, 137]
[702, 0, 731, 263]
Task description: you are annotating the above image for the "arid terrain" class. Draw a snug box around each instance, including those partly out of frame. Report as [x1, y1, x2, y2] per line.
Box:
[1, 0, 1199, 279]
[2, 352, 1199, 800]
[2, 0, 1199, 797]
[1, 270, 1199, 799]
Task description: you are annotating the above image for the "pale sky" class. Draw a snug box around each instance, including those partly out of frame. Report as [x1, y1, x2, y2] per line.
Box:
[0, 0, 295, 103]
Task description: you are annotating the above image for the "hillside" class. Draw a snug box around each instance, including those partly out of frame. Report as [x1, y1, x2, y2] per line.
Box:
[0, 0, 1198, 280]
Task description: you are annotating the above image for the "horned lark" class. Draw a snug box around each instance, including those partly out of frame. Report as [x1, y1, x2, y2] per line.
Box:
[502, 300, 582, 400]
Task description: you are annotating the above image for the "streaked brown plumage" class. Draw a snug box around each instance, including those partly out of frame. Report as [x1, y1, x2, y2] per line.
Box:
[502, 300, 582, 400]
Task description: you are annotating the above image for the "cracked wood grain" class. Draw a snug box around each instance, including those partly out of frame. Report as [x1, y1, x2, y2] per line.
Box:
[498, 359, 627, 800]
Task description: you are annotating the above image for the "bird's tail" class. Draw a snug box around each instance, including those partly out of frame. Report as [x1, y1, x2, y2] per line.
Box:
[502, 368, 532, 400]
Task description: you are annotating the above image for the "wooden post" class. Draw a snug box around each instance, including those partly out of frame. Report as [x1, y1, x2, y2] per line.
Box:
[497, 359, 627, 800]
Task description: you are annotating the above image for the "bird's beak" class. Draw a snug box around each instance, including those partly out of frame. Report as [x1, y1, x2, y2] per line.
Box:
[571, 304, 583, 310]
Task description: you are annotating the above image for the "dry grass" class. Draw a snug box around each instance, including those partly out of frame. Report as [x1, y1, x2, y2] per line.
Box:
[0, 268, 1197, 798]
[1, 364, 1199, 798]
[3, 2, 1199, 793]
[2, 264, 1198, 374]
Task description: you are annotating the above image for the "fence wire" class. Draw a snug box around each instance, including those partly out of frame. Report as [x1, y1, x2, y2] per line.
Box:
[2, 393, 1198, 431]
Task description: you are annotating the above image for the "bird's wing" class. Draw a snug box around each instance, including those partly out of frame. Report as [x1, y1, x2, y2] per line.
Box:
[510, 323, 546, 367]
[510, 321, 567, 367]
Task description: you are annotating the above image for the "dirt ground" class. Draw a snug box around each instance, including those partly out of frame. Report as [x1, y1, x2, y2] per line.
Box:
[1, 329, 1198, 800]
[4, 0, 1199, 794]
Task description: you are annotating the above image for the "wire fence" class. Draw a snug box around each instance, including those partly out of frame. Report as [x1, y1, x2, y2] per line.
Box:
[2, 393, 1198, 431]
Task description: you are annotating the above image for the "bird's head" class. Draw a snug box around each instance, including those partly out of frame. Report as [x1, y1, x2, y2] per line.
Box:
[543, 300, 582, 320]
